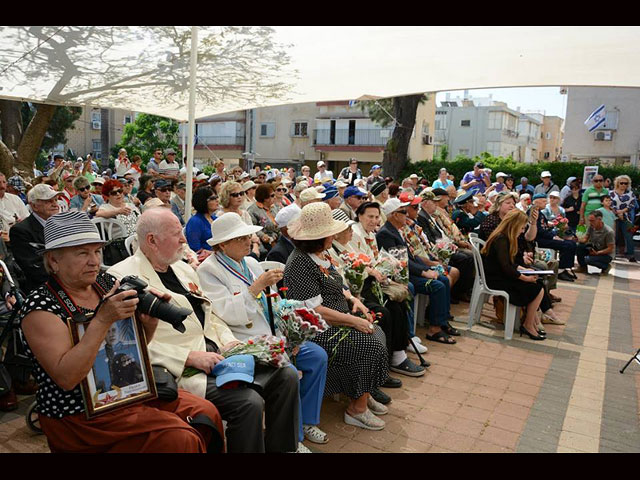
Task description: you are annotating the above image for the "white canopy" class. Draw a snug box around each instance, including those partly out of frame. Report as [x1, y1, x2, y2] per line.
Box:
[1, 26, 640, 120]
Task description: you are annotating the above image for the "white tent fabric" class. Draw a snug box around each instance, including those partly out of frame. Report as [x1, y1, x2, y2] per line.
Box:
[1, 26, 640, 121]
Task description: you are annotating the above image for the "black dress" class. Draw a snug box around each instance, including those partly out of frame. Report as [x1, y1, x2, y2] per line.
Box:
[283, 248, 389, 399]
[481, 235, 542, 307]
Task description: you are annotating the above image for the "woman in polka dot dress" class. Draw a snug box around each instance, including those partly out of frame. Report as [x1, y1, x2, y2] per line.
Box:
[284, 203, 390, 431]
[18, 211, 222, 453]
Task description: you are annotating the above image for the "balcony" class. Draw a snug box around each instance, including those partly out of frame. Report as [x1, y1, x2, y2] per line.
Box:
[314, 129, 393, 147]
[195, 135, 245, 147]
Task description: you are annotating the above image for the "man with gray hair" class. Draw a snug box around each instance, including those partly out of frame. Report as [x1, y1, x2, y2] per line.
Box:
[108, 208, 300, 453]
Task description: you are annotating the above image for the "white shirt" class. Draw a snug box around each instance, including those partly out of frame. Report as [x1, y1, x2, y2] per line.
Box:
[158, 160, 180, 177]
[314, 170, 334, 184]
[0, 192, 30, 230]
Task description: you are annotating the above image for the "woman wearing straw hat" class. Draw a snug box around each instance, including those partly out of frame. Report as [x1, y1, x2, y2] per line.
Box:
[284, 202, 390, 431]
[18, 211, 222, 452]
[197, 212, 330, 447]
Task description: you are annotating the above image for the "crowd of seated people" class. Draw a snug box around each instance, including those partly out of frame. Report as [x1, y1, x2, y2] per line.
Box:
[0, 150, 638, 452]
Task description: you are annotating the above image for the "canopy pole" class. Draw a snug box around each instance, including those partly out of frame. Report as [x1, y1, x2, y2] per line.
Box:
[184, 26, 198, 224]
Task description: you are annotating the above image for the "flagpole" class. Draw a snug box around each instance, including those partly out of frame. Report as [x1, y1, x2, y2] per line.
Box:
[185, 26, 198, 224]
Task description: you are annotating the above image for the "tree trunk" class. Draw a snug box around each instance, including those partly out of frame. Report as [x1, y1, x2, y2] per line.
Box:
[100, 108, 110, 171]
[382, 94, 423, 181]
[0, 141, 14, 177]
[16, 103, 57, 176]
[0, 100, 24, 151]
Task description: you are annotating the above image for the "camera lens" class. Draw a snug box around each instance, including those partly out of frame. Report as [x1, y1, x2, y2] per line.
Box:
[137, 292, 190, 333]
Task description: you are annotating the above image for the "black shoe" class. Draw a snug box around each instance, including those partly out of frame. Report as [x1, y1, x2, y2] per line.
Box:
[629, 257, 637, 263]
[390, 358, 426, 377]
[380, 377, 403, 389]
[557, 271, 575, 282]
[370, 388, 391, 405]
[568, 269, 578, 279]
[519, 325, 545, 341]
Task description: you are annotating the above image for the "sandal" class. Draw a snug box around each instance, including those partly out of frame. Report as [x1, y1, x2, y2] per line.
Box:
[303, 424, 329, 444]
[443, 322, 460, 336]
[425, 330, 457, 345]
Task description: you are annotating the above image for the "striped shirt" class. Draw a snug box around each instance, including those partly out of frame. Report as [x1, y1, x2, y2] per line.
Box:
[158, 160, 180, 177]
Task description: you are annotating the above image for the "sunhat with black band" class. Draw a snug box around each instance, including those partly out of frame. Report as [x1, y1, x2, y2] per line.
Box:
[41, 211, 106, 253]
[207, 212, 263, 247]
[288, 202, 348, 241]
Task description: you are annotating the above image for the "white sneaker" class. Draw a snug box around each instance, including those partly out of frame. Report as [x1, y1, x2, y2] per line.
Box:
[367, 395, 389, 415]
[296, 442, 313, 453]
[344, 409, 385, 431]
[303, 424, 329, 444]
[407, 342, 428, 354]
[412, 335, 423, 345]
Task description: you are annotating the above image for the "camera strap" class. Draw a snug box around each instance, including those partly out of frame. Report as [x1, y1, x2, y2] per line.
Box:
[45, 275, 108, 324]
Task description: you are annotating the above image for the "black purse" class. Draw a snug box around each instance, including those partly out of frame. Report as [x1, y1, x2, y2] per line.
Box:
[152, 365, 178, 402]
[102, 237, 131, 267]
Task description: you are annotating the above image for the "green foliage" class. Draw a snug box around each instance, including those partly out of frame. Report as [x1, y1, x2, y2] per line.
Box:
[21, 103, 82, 153]
[202, 165, 214, 176]
[438, 144, 449, 162]
[111, 114, 180, 167]
[400, 152, 640, 189]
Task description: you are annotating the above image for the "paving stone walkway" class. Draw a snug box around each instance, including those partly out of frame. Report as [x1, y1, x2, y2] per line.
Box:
[2, 260, 639, 453]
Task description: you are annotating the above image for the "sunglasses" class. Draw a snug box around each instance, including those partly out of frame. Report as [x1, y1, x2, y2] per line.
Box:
[157, 187, 172, 192]
[396, 210, 408, 215]
[593, 179, 603, 183]
[109, 189, 123, 196]
[230, 191, 245, 198]
[208, 196, 219, 201]
[619, 182, 629, 185]
[270, 193, 276, 198]
[276, 188, 287, 192]
[409, 204, 419, 210]
[92, 183, 102, 187]
[77, 186, 90, 192]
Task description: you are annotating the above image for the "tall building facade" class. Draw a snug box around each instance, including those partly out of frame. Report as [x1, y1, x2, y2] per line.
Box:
[563, 86, 640, 166]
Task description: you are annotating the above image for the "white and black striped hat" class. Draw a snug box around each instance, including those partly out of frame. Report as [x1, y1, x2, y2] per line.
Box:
[42, 211, 106, 252]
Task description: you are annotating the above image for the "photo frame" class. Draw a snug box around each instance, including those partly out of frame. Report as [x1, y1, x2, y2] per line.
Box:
[582, 166, 599, 189]
[67, 316, 157, 419]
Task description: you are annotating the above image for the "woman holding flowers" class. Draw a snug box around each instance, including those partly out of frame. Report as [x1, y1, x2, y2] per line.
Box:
[197, 212, 330, 446]
[284, 202, 390, 431]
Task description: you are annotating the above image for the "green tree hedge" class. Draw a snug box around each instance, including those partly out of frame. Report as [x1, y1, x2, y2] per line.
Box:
[401, 152, 640, 191]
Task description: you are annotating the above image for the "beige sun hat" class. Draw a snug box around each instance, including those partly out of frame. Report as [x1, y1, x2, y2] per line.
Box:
[300, 187, 326, 203]
[288, 202, 349, 241]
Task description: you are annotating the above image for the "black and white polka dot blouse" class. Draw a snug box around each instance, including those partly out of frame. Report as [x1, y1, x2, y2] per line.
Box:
[18, 273, 115, 419]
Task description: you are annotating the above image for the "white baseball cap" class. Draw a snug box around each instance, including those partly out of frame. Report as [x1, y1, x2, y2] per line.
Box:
[382, 198, 410, 217]
[316, 160, 326, 168]
[275, 204, 302, 228]
[496, 172, 508, 178]
[541, 171, 552, 178]
[549, 191, 560, 198]
[28, 184, 64, 202]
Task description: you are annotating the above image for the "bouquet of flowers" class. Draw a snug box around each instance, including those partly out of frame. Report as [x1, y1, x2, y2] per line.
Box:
[387, 247, 409, 284]
[222, 335, 290, 368]
[273, 298, 329, 357]
[549, 215, 570, 237]
[340, 252, 373, 296]
[535, 248, 553, 263]
[373, 249, 409, 303]
[431, 241, 458, 266]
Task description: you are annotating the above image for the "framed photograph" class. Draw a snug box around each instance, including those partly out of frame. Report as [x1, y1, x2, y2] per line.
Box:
[582, 166, 599, 189]
[68, 316, 157, 419]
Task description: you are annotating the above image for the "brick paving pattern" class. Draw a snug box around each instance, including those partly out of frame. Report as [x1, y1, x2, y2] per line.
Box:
[1, 260, 639, 453]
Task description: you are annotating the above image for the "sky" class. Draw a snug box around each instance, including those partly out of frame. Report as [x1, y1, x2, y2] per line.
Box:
[436, 87, 568, 119]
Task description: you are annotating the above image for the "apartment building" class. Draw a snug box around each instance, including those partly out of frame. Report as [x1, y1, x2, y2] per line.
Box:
[526, 113, 564, 162]
[63, 107, 137, 165]
[563, 86, 640, 166]
[435, 100, 541, 163]
[180, 97, 436, 174]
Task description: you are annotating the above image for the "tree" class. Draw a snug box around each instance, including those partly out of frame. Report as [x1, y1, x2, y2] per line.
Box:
[360, 94, 428, 180]
[0, 26, 295, 176]
[112, 113, 180, 166]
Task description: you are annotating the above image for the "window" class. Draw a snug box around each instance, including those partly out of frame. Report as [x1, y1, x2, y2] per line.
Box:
[544, 152, 550, 159]
[435, 112, 447, 130]
[92, 140, 102, 159]
[486, 142, 500, 157]
[91, 110, 101, 122]
[488, 112, 502, 130]
[545, 132, 552, 140]
[292, 122, 308, 137]
[123, 115, 133, 125]
[460, 120, 471, 127]
[459, 148, 470, 156]
[260, 122, 275, 138]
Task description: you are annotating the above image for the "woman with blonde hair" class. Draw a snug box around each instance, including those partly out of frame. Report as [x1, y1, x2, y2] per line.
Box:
[610, 175, 638, 262]
[481, 209, 546, 340]
[219, 181, 261, 258]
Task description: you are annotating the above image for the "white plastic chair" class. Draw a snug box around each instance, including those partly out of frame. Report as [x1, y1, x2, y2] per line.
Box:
[413, 293, 430, 330]
[92, 217, 127, 242]
[467, 236, 521, 340]
[124, 234, 137, 256]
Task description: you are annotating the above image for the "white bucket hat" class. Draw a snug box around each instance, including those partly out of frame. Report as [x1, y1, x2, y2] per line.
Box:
[207, 212, 263, 246]
[288, 202, 348, 241]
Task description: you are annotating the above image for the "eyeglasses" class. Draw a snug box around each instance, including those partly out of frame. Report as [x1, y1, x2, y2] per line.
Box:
[208, 196, 219, 201]
[409, 204, 419, 210]
[157, 187, 171, 192]
[229, 191, 245, 198]
[77, 186, 90, 192]
[396, 210, 408, 215]
[233, 235, 251, 242]
[92, 183, 102, 187]
[109, 189, 123, 196]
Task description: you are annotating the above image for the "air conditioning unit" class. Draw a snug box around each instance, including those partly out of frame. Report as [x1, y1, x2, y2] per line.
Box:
[594, 130, 612, 141]
[92, 121, 101, 130]
[422, 134, 433, 145]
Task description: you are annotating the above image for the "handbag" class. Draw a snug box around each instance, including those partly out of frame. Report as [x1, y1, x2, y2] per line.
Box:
[152, 365, 178, 402]
[381, 280, 409, 302]
[102, 237, 130, 267]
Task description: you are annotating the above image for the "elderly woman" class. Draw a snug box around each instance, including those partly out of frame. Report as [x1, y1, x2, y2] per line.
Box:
[69, 176, 104, 215]
[219, 181, 261, 258]
[95, 179, 141, 236]
[185, 186, 218, 255]
[18, 211, 221, 452]
[248, 184, 280, 256]
[197, 213, 330, 446]
[284, 202, 390, 431]
[542, 191, 566, 222]
[610, 175, 638, 262]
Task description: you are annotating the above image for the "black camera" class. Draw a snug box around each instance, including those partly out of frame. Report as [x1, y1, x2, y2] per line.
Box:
[116, 275, 191, 333]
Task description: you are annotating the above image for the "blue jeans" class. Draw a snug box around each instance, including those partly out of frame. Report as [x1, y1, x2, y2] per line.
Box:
[410, 274, 451, 327]
[290, 342, 328, 440]
[616, 219, 636, 257]
[577, 244, 612, 270]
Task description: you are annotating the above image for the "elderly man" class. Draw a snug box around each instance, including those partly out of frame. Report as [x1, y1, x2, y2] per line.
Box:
[322, 185, 342, 210]
[516, 176, 535, 196]
[108, 208, 300, 453]
[451, 191, 486, 235]
[313, 161, 334, 184]
[0, 172, 30, 237]
[159, 148, 181, 180]
[9, 184, 62, 293]
[534, 171, 560, 196]
[339, 185, 366, 220]
[171, 181, 187, 225]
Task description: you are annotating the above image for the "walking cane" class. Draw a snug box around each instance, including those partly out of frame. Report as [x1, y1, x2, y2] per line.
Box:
[620, 347, 640, 374]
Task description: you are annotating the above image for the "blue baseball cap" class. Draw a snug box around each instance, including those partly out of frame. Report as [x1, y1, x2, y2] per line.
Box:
[343, 185, 365, 199]
[370, 164, 381, 172]
[212, 354, 255, 387]
[323, 186, 339, 200]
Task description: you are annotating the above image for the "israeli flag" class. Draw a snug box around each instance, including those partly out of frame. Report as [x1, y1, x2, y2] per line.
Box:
[584, 104, 606, 132]
[348, 100, 357, 107]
